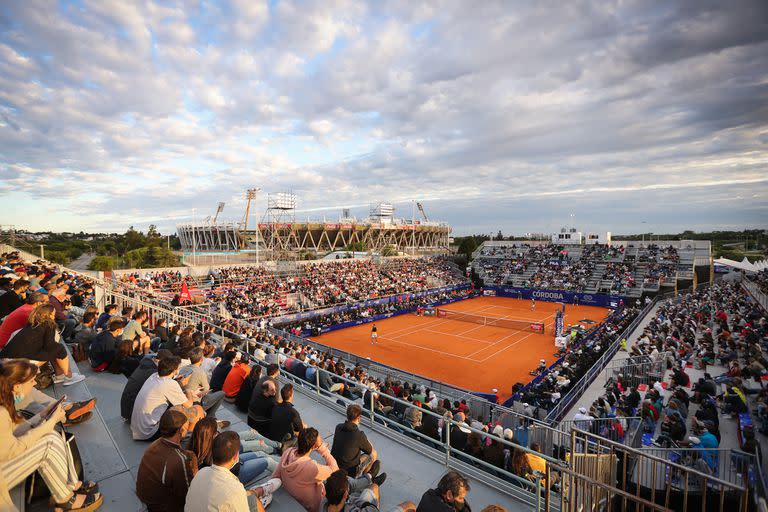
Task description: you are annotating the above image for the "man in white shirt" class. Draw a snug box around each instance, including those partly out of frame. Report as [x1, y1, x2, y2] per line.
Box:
[131, 355, 204, 440]
[185, 431, 279, 512]
[573, 407, 594, 431]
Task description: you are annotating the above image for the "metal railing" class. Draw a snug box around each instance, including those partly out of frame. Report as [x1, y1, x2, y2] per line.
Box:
[544, 299, 657, 423]
[570, 428, 750, 512]
[601, 353, 673, 392]
[742, 278, 768, 313]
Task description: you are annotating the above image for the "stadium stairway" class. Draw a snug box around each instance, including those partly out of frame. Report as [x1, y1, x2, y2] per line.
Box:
[20, 353, 527, 511]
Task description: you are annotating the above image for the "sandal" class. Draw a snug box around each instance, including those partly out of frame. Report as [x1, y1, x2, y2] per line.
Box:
[49, 482, 99, 506]
[76, 481, 99, 495]
[54, 492, 103, 511]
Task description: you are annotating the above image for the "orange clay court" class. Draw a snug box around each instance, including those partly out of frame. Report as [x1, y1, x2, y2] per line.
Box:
[310, 296, 610, 402]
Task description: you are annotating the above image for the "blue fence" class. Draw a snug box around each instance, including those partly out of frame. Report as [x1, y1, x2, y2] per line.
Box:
[485, 285, 628, 308]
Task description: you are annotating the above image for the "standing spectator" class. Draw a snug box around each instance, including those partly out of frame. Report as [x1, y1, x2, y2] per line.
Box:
[270, 383, 303, 442]
[0, 303, 85, 386]
[136, 409, 198, 512]
[331, 404, 382, 479]
[416, 471, 471, 512]
[131, 356, 204, 440]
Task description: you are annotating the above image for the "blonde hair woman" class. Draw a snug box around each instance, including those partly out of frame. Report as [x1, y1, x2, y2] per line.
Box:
[0, 359, 102, 511]
[0, 303, 85, 386]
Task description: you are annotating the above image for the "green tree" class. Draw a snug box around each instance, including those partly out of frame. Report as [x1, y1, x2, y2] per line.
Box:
[88, 256, 116, 271]
[457, 237, 478, 259]
[125, 226, 145, 251]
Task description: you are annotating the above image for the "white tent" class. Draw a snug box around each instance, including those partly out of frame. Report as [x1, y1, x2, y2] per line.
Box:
[713, 257, 757, 273]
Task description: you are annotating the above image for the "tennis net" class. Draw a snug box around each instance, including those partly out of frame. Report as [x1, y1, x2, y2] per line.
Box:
[435, 308, 545, 333]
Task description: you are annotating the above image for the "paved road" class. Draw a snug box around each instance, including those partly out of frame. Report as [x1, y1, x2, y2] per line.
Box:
[67, 252, 95, 270]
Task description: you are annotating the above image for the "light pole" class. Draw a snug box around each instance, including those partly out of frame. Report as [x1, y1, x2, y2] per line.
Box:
[192, 208, 197, 266]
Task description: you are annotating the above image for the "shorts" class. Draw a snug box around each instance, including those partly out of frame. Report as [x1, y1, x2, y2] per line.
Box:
[371, 333, 378, 339]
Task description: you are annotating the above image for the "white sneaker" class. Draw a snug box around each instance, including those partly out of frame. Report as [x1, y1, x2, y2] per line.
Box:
[62, 374, 86, 386]
[256, 478, 282, 494]
[259, 493, 272, 508]
[53, 375, 68, 384]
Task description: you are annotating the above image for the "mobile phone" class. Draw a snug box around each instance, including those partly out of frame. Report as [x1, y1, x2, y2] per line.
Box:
[43, 395, 67, 421]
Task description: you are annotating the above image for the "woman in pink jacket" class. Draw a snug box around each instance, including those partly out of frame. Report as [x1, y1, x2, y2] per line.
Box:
[272, 427, 337, 512]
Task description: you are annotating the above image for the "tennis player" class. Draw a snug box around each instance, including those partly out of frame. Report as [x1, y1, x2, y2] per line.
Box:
[530, 298, 536, 311]
[371, 323, 378, 345]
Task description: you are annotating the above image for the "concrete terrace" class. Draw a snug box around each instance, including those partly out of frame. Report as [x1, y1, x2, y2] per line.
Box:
[27, 356, 527, 512]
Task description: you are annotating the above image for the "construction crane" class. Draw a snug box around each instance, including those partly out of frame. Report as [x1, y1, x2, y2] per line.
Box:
[213, 202, 225, 223]
[416, 202, 429, 223]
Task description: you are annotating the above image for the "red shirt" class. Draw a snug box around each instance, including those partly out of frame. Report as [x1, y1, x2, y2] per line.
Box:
[222, 362, 250, 398]
[0, 304, 34, 348]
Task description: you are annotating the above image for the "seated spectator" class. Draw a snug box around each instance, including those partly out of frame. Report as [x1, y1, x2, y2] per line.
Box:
[416, 471, 471, 512]
[0, 303, 85, 386]
[0, 292, 48, 349]
[483, 426, 506, 470]
[270, 383, 304, 442]
[136, 409, 198, 512]
[122, 311, 152, 355]
[323, 469, 410, 512]
[419, 403, 440, 441]
[89, 317, 126, 371]
[185, 430, 280, 512]
[120, 350, 171, 420]
[509, 448, 533, 481]
[95, 304, 118, 331]
[112, 338, 143, 377]
[179, 347, 228, 426]
[210, 351, 238, 392]
[446, 412, 470, 452]
[236, 365, 262, 413]
[463, 431, 484, 460]
[0, 358, 103, 511]
[72, 310, 98, 354]
[187, 417, 274, 486]
[223, 357, 252, 400]
[248, 379, 277, 436]
[154, 318, 170, 348]
[273, 427, 338, 512]
[131, 355, 204, 440]
[201, 343, 219, 379]
[0, 278, 29, 318]
[331, 404, 382, 479]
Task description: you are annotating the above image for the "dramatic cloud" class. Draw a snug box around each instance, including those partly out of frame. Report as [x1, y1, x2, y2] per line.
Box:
[0, 0, 766, 235]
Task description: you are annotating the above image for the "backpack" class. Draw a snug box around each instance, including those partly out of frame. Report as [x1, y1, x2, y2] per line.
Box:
[34, 363, 55, 390]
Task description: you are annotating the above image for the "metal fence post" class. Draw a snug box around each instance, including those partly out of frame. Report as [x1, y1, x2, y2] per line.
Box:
[445, 418, 451, 466]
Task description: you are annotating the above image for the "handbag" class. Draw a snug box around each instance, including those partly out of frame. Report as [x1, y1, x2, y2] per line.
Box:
[34, 363, 56, 390]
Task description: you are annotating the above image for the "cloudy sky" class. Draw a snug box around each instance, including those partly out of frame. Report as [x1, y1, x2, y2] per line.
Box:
[1, 0, 767, 236]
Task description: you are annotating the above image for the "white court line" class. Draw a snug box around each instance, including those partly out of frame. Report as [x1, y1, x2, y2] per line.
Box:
[376, 335, 480, 361]
[421, 328, 495, 345]
[468, 311, 557, 362]
[380, 316, 444, 337]
[476, 311, 558, 363]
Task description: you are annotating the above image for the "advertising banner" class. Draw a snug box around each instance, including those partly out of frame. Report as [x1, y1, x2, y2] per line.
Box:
[486, 286, 626, 308]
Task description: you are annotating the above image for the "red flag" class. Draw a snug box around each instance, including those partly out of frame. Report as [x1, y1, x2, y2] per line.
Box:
[180, 281, 193, 303]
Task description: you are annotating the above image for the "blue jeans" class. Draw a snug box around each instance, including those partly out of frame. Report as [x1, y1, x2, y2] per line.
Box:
[237, 452, 269, 485]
